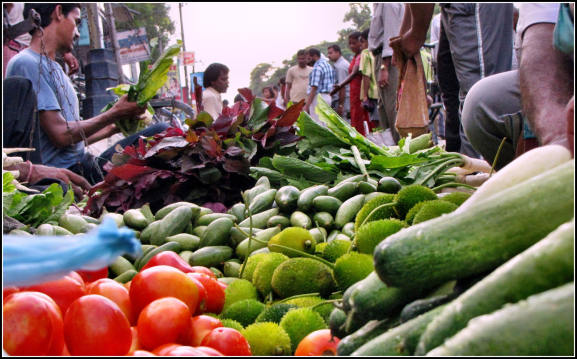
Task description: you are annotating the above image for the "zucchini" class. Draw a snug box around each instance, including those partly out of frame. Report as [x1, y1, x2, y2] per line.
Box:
[165, 233, 200, 251]
[329, 308, 348, 339]
[123, 209, 149, 230]
[297, 185, 329, 212]
[150, 206, 193, 246]
[267, 215, 291, 230]
[238, 208, 279, 229]
[400, 294, 456, 324]
[334, 195, 365, 229]
[290, 211, 312, 229]
[374, 160, 574, 290]
[229, 203, 247, 222]
[246, 185, 268, 205]
[154, 202, 201, 221]
[313, 196, 343, 216]
[195, 213, 237, 227]
[328, 182, 358, 202]
[337, 318, 399, 356]
[351, 305, 447, 356]
[189, 246, 234, 268]
[427, 282, 574, 356]
[248, 189, 277, 215]
[417, 219, 575, 354]
[199, 217, 234, 248]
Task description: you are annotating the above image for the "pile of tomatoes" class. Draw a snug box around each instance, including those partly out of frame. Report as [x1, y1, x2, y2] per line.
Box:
[3, 253, 252, 356]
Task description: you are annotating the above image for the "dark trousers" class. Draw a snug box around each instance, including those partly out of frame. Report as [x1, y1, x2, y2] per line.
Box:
[68, 122, 171, 185]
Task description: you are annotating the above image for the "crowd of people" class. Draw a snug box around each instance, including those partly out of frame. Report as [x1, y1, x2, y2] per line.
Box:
[2, 3, 574, 203]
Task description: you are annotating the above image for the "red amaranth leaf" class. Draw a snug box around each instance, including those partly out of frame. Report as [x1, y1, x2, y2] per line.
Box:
[277, 99, 305, 127]
[267, 100, 285, 120]
[238, 88, 254, 102]
[108, 164, 157, 182]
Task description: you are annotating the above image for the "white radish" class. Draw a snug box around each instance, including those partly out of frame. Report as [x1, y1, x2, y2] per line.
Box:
[457, 145, 572, 213]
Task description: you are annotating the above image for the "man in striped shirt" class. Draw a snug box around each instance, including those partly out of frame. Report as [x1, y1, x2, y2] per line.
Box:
[304, 48, 336, 125]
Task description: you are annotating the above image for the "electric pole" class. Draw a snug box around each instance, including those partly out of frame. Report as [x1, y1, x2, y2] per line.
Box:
[104, 3, 125, 84]
[179, 3, 190, 105]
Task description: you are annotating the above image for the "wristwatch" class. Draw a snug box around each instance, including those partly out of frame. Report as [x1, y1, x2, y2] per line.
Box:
[381, 64, 388, 71]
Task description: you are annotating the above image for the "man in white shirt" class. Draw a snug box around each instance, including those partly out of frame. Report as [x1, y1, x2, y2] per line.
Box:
[202, 63, 229, 120]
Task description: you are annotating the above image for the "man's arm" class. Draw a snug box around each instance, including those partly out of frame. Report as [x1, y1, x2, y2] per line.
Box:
[520, 23, 573, 148]
[285, 83, 292, 105]
[39, 95, 146, 148]
[85, 124, 120, 145]
[390, 4, 435, 59]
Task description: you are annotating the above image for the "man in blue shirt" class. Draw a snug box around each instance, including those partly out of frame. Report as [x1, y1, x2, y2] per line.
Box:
[304, 48, 336, 125]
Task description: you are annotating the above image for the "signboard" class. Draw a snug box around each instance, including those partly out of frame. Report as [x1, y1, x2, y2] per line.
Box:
[180, 51, 196, 66]
[78, 18, 90, 46]
[150, 63, 183, 101]
[190, 72, 205, 89]
[116, 27, 150, 65]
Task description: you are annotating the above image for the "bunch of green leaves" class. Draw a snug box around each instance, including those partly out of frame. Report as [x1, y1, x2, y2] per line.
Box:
[3, 172, 74, 228]
[102, 39, 182, 136]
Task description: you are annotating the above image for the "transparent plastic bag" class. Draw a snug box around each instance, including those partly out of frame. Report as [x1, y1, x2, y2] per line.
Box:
[3, 218, 141, 288]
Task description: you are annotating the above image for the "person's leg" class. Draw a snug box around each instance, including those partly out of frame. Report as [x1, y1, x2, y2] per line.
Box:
[462, 70, 522, 171]
[98, 123, 171, 167]
[437, 17, 462, 153]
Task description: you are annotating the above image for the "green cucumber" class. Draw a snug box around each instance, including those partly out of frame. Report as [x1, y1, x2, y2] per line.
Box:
[150, 206, 193, 246]
[80, 215, 101, 225]
[328, 182, 358, 202]
[196, 213, 237, 227]
[313, 212, 334, 231]
[102, 213, 125, 228]
[199, 217, 235, 248]
[238, 208, 279, 229]
[224, 261, 242, 278]
[334, 195, 365, 229]
[109, 256, 137, 277]
[179, 250, 194, 264]
[199, 207, 213, 217]
[235, 226, 282, 260]
[351, 305, 447, 356]
[229, 227, 262, 247]
[189, 246, 234, 268]
[52, 225, 73, 236]
[330, 308, 348, 339]
[358, 181, 377, 194]
[78, 223, 98, 234]
[297, 185, 329, 212]
[336, 174, 365, 185]
[248, 247, 270, 257]
[137, 242, 181, 271]
[313, 196, 343, 216]
[426, 283, 574, 356]
[165, 233, 201, 251]
[248, 189, 277, 215]
[9, 229, 32, 236]
[400, 294, 457, 324]
[139, 221, 160, 244]
[140, 203, 155, 225]
[58, 214, 88, 234]
[155, 202, 201, 221]
[337, 318, 400, 356]
[246, 185, 268, 205]
[275, 185, 301, 213]
[378, 177, 402, 194]
[267, 215, 291, 230]
[417, 219, 575, 354]
[327, 230, 341, 243]
[210, 267, 224, 278]
[374, 160, 575, 291]
[255, 176, 271, 189]
[226, 258, 242, 264]
[218, 277, 240, 285]
[113, 270, 138, 284]
[309, 227, 328, 244]
[186, 223, 193, 235]
[229, 203, 247, 223]
[133, 246, 156, 270]
[290, 211, 312, 229]
[123, 209, 149, 230]
[342, 223, 355, 238]
[35, 224, 54, 236]
[193, 226, 208, 238]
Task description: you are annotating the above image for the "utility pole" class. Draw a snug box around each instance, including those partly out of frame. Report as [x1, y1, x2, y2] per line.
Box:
[179, 3, 190, 105]
[85, 3, 103, 49]
[104, 3, 125, 84]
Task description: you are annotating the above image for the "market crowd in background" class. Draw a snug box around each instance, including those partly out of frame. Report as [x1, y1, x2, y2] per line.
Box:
[3, 3, 574, 200]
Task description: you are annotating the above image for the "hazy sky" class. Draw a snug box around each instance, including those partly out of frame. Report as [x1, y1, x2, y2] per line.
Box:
[167, 2, 356, 103]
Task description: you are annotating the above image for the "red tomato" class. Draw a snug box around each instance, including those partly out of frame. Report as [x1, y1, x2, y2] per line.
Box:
[189, 315, 223, 347]
[200, 327, 252, 356]
[3, 287, 19, 300]
[126, 349, 156, 356]
[151, 343, 181, 356]
[61, 344, 71, 356]
[3, 292, 64, 356]
[85, 278, 116, 293]
[187, 276, 207, 315]
[76, 267, 108, 284]
[137, 297, 193, 351]
[64, 294, 132, 356]
[187, 273, 225, 315]
[191, 266, 217, 278]
[195, 346, 225, 356]
[130, 266, 199, 317]
[130, 327, 144, 352]
[166, 346, 206, 356]
[294, 329, 340, 356]
[140, 252, 195, 274]
[86, 278, 136, 325]
[21, 272, 85, 316]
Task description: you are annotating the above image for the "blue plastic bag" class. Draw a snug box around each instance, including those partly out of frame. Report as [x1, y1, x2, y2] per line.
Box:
[3, 218, 141, 288]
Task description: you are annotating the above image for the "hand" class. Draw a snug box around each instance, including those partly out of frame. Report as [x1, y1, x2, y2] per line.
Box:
[330, 84, 341, 97]
[19, 163, 92, 200]
[389, 29, 425, 59]
[378, 68, 390, 88]
[303, 104, 310, 114]
[336, 106, 344, 117]
[111, 94, 148, 120]
[63, 52, 79, 76]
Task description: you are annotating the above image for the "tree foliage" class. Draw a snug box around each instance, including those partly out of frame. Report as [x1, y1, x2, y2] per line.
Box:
[248, 3, 372, 96]
[115, 3, 176, 62]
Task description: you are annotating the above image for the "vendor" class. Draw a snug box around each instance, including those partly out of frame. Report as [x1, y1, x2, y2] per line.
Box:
[203, 63, 230, 120]
[5, 3, 169, 185]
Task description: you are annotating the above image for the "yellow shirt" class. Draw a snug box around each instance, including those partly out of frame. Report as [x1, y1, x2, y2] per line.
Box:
[360, 49, 379, 100]
[286, 65, 312, 102]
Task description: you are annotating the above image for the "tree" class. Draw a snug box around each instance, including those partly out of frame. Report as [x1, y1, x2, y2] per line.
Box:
[115, 3, 176, 62]
[337, 3, 372, 41]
